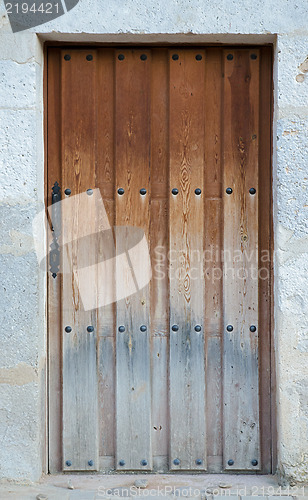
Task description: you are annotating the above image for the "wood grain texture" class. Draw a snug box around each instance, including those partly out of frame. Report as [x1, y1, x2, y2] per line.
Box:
[151, 336, 168, 457]
[61, 50, 99, 472]
[259, 47, 274, 474]
[222, 49, 260, 471]
[96, 49, 116, 339]
[47, 48, 62, 474]
[204, 48, 223, 199]
[150, 49, 169, 337]
[98, 336, 115, 457]
[150, 49, 169, 460]
[115, 49, 152, 471]
[204, 49, 224, 472]
[169, 49, 207, 471]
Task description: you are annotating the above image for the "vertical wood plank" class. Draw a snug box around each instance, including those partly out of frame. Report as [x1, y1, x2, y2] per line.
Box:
[98, 336, 115, 459]
[47, 48, 62, 473]
[96, 49, 116, 457]
[222, 49, 260, 471]
[150, 49, 169, 461]
[61, 49, 99, 471]
[115, 49, 152, 471]
[204, 48, 223, 472]
[151, 336, 168, 457]
[259, 47, 273, 474]
[169, 49, 207, 471]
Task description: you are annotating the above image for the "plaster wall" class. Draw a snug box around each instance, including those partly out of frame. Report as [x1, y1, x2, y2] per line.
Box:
[0, 0, 307, 484]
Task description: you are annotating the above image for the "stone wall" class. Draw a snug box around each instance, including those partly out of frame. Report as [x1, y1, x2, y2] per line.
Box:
[0, 0, 307, 484]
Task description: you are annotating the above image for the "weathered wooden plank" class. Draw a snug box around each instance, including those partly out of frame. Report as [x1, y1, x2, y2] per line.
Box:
[222, 49, 260, 471]
[204, 48, 223, 199]
[151, 48, 169, 200]
[115, 49, 152, 471]
[204, 48, 224, 472]
[150, 49, 169, 460]
[259, 47, 273, 474]
[206, 332, 223, 472]
[61, 49, 99, 472]
[98, 336, 115, 457]
[96, 49, 116, 337]
[150, 48, 169, 335]
[97, 49, 115, 203]
[151, 336, 168, 457]
[150, 200, 169, 458]
[150, 200, 168, 337]
[169, 49, 207, 471]
[47, 48, 62, 474]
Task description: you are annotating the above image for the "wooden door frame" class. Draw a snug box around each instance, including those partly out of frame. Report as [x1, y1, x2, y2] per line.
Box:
[44, 43, 275, 475]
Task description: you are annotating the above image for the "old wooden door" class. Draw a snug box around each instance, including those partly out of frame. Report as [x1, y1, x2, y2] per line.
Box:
[47, 47, 273, 474]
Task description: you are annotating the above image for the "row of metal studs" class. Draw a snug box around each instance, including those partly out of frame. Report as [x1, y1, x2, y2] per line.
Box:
[63, 53, 258, 62]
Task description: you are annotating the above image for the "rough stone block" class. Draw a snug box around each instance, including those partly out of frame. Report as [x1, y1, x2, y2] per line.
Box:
[0, 60, 36, 108]
[0, 109, 37, 203]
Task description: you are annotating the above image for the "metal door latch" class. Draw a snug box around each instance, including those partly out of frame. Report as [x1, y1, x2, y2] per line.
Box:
[50, 181, 61, 278]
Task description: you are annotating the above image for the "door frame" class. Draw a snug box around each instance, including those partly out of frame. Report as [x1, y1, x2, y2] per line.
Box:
[44, 42, 275, 475]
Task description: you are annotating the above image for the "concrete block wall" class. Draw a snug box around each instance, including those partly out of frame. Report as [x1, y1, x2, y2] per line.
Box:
[0, 0, 307, 484]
